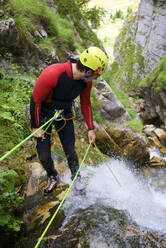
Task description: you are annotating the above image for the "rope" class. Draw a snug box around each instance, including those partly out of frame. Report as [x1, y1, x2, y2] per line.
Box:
[0, 112, 59, 162]
[94, 144, 122, 187]
[34, 142, 92, 248]
[44, 111, 75, 135]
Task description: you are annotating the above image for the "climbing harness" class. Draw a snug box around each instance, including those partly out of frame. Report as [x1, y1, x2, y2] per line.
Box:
[54, 109, 64, 121]
[41, 107, 76, 136]
[34, 142, 92, 248]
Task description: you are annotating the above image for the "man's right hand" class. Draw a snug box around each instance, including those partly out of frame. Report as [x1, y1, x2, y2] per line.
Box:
[32, 128, 45, 138]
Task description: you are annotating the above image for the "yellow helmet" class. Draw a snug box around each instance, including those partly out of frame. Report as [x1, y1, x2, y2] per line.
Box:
[80, 47, 108, 75]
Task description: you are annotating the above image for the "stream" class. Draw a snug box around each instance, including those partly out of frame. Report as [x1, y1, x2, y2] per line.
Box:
[16, 158, 166, 248]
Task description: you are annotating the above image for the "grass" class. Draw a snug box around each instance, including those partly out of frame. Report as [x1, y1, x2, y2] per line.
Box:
[126, 119, 143, 132]
[7, 0, 76, 55]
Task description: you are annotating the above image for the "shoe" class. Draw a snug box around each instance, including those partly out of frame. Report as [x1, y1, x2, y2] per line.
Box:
[73, 177, 86, 195]
[44, 175, 59, 195]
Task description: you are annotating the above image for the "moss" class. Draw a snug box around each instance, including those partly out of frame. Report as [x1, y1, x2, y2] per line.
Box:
[109, 12, 144, 92]
[138, 55, 166, 92]
[126, 119, 143, 132]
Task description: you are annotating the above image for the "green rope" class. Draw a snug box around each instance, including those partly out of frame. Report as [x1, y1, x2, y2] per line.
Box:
[94, 144, 122, 188]
[0, 112, 59, 162]
[51, 150, 95, 173]
[34, 142, 92, 248]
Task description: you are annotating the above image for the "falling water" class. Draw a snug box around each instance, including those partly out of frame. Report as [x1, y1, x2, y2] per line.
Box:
[16, 158, 166, 248]
[61, 159, 166, 246]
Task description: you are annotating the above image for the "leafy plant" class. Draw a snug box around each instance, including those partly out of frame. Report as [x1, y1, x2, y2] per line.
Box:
[0, 169, 23, 231]
[0, 65, 35, 155]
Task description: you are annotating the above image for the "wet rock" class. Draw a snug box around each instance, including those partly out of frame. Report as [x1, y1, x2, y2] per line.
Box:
[150, 156, 166, 167]
[148, 136, 162, 148]
[160, 146, 166, 155]
[153, 128, 166, 146]
[143, 124, 156, 137]
[95, 125, 150, 166]
[95, 128, 123, 158]
[26, 162, 46, 196]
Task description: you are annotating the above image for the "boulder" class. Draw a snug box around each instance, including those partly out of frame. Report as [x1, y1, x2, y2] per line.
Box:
[143, 124, 156, 137]
[160, 147, 166, 155]
[150, 156, 166, 167]
[148, 136, 162, 148]
[95, 80, 131, 122]
[95, 125, 150, 166]
[0, 18, 19, 49]
[153, 128, 166, 146]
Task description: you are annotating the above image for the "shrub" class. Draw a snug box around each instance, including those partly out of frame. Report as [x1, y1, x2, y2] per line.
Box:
[0, 169, 23, 231]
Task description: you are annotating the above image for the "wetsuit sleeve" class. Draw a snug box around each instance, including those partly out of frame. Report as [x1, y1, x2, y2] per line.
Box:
[30, 65, 63, 128]
[80, 81, 94, 130]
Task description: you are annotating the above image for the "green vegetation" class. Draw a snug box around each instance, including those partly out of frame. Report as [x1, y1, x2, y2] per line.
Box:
[108, 14, 144, 91]
[2, 0, 102, 59]
[84, 6, 106, 29]
[6, 0, 76, 56]
[138, 55, 166, 92]
[0, 169, 23, 231]
[0, 60, 35, 156]
[126, 119, 143, 132]
[54, 0, 101, 50]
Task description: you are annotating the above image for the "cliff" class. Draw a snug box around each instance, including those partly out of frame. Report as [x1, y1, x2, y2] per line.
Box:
[109, 0, 166, 128]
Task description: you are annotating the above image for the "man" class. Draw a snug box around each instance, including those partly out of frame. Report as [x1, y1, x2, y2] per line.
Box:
[30, 46, 108, 195]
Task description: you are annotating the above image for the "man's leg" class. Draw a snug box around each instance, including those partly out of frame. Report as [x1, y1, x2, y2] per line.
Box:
[55, 119, 80, 180]
[36, 134, 58, 178]
[36, 127, 59, 194]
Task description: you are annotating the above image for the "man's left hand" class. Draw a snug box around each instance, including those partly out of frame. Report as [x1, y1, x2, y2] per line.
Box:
[88, 130, 96, 144]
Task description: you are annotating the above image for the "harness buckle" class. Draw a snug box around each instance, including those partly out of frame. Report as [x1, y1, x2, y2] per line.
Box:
[54, 109, 64, 121]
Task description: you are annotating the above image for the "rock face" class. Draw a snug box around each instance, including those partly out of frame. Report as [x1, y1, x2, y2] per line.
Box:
[0, 18, 19, 49]
[134, 87, 166, 127]
[113, 0, 166, 128]
[135, 0, 166, 74]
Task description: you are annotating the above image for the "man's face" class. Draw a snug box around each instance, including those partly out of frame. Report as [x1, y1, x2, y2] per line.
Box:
[84, 70, 100, 82]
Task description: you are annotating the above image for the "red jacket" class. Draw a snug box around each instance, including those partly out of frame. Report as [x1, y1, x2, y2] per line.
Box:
[30, 59, 93, 130]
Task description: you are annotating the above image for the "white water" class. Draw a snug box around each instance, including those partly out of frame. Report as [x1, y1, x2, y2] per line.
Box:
[149, 146, 166, 161]
[62, 159, 166, 234]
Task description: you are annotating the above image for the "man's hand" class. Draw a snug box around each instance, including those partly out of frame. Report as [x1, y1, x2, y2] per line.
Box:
[88, 129, 96, 144]
[32, 128, 45, 138]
